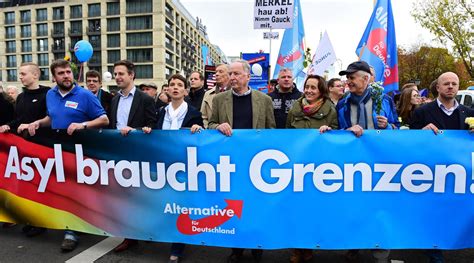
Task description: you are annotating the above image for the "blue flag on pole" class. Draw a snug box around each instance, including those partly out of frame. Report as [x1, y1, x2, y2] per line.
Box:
[356, 0, 398, 93]
[273, 0, 306, 89]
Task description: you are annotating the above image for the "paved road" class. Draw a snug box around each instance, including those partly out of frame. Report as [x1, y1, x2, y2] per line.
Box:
[1, 226, 474, 262]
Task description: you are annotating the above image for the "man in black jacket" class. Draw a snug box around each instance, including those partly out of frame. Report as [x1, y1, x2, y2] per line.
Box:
[109, 60, 157, 136]
[268, 68, 302, 128]
[411, 72, 474, 133]
[109, 60, 157, 252]
[186, 71, 205, 110]
[0, 63, 49, 135]
[86, 70, 113, 118]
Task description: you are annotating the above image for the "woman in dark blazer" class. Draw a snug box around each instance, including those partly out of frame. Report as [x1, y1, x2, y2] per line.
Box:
[143, 73, 202, 263]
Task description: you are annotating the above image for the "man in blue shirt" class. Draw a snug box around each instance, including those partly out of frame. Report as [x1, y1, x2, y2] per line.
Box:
[24, 59, 109, 136]
[22, 59, 109, 252]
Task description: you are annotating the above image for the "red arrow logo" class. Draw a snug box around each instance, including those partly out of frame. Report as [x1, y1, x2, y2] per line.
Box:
[176, 199, 243, 235]
[277, 50, 302, 66]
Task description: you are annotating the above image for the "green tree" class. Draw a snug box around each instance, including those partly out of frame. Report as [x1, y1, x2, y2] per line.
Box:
[398, 45, 470, 90]
[412, 0, 473, 78]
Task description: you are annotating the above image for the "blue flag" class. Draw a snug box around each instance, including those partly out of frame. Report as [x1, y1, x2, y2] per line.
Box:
[356, 0, 398, 93]
[273, 0, 305, 89]
[201, 44, 212, 65]
[419, 88, 428, 97]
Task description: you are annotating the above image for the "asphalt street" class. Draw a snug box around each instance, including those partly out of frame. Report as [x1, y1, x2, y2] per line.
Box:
[1, 226, 474, 263]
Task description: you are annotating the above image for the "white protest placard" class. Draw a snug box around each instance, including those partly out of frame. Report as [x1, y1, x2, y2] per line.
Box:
[254, 0, 294, 29]
[307, 31, 337, 76]
[263, 32, 280, 39]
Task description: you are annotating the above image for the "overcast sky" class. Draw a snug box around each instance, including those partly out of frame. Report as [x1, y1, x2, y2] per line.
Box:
[180, 0, 436, 77]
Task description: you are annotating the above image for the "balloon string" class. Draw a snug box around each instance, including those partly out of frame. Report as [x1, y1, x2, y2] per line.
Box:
[78, 63, 83, 83]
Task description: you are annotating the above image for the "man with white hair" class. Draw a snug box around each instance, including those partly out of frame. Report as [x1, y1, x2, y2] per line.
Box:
[336, 61, 399, 137]
[208, 59, 275, 263]
[6, 85, 19, 101]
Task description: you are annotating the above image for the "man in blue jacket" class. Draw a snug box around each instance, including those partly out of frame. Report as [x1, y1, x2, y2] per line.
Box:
[337, 61, 399, 137]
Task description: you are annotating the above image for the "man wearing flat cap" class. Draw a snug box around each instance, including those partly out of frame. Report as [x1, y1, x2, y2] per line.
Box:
[140, 81, 169, 113]
[336, 61, 399, 137]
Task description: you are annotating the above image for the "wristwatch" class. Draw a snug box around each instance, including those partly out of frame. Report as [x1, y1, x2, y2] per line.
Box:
[82, 122, 88, 129]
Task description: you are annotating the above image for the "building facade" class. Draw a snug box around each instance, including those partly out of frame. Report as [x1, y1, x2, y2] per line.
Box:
[0, 0, 226, 90]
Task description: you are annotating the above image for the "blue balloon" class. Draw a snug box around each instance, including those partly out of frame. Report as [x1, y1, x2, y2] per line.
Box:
[74, 40, 93, 63]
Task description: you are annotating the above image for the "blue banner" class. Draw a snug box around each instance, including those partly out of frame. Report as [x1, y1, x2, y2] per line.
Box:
[1, 130, 474, 249]
[242, 53, 270, 93]
[356, 0, 399, 93]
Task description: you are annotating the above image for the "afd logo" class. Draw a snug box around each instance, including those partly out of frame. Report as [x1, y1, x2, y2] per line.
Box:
[164, 200, 243, 235]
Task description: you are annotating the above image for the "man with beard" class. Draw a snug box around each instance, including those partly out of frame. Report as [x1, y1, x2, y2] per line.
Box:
[201, 64, 230, 128]
[24, 59, 109, 252]
[411, 72, 474, 132]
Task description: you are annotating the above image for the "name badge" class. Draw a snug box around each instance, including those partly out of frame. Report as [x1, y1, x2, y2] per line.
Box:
[65, 101, 79, 109]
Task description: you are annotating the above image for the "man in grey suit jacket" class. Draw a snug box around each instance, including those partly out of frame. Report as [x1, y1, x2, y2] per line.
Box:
[208, 59, 274, 263]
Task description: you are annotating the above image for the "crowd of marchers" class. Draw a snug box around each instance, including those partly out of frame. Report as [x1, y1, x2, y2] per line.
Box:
[0, 58, 473, 263]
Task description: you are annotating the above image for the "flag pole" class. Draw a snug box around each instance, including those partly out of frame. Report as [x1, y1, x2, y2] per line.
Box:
[269, 27, 272, 78]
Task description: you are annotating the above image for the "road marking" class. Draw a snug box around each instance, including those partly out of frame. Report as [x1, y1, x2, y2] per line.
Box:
[391, 260, 404, 263]
[65, 237, 124, 263]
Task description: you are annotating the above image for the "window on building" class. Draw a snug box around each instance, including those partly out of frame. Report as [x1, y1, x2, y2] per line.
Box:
[5, 12, 14, 24]
[6, 41, 16, 53]
[107, 18, 120, 31]
[52, 38, 64, 50]
[54, 52, 65, 60]
[37, 39, 48, 52]
[22, 54, 32, 63]
[107, 2, 120, 15]
[90, 35, 101, 48]
[127, 49, 152, 63]
[89, 52, 101, 64]
[7, 70, 17, 82]
[53, 7, 64, 20]
[21, 40, 32, 52]
[70, 21, 83, 34]
[5, 26, 16, 39]
[20, 10, 31, 23]
[70, 37, 82, 48]
[70, 5, 82, 19]
[126, 32, 152, 46]
[126, 0, 152, 14]
[36, 9, 47, 22]
[36, 24, 48, 37]
[38, 54, 49, 66]
[40, 68, 49, 81]
[53, 23, 64, 35]
[88, 3, 101, 17]
[107, 34, 120, 48]
[20, 25, 31, 38]
[7, 56, 17, 68]
[108, 50, 120, 64]
[165, 67, 171, 79]
[165, 4, 172, 16]
[88, 19, 101, 32]
[134, 65, 153, 79]
[126, 16, 152, 30]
